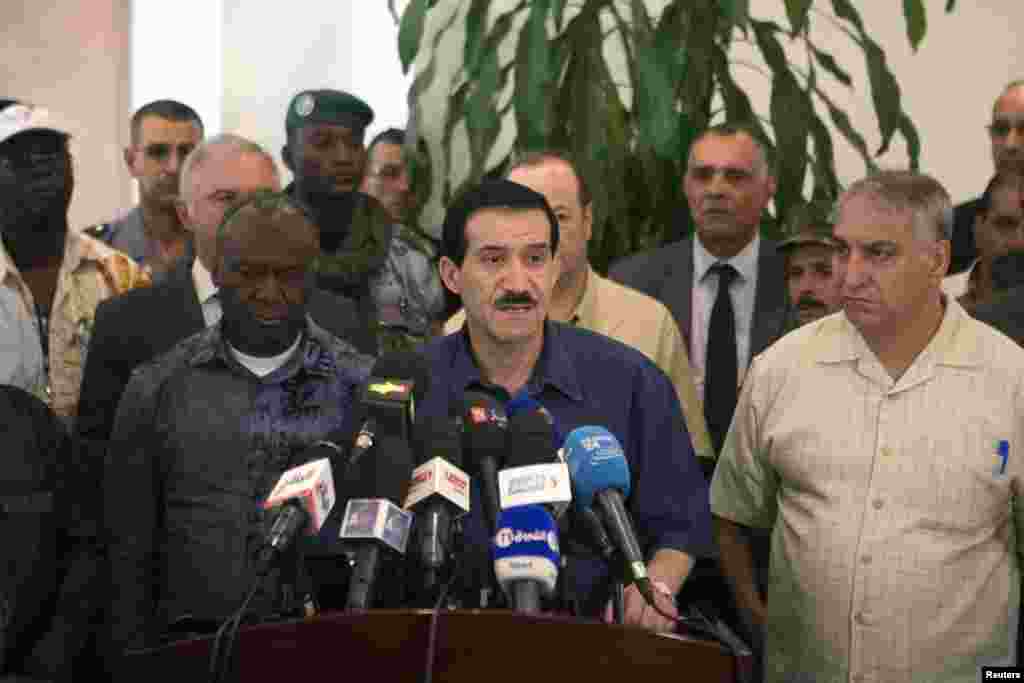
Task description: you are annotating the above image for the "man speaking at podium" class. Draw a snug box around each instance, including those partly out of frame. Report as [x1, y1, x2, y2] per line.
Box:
[416, 178, 713, 630]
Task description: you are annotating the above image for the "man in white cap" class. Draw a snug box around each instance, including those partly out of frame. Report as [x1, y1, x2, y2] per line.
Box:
[0, 99, 150, 422]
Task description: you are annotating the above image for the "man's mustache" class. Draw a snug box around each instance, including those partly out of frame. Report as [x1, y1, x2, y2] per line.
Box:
[495, 292, 536, 309]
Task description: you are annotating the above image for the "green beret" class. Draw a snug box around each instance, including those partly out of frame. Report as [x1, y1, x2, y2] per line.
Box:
[285, 89, 374, 136]
[777, 200, 838, 251]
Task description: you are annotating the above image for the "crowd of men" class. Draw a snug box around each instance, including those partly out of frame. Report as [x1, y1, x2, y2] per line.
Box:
[2, 78, 1024, 683]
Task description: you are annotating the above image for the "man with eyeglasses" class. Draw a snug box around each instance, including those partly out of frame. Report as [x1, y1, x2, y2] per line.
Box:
[948, 80, 1024, 274]
[86, 100, 203, 282]
[0, 100, 150, 422]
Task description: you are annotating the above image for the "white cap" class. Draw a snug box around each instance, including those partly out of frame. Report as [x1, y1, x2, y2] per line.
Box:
[0, 103, 68, 145]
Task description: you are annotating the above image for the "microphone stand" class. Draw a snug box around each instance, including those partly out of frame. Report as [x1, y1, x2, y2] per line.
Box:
[611, 580, 625, 625]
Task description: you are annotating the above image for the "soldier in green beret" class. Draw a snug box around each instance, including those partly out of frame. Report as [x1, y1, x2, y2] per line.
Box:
[776, 200, 844, 332]
[281, 89, 445, 354]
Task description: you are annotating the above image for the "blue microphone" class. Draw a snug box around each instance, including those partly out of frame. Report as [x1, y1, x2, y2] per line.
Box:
[563, 426, 656, 605]
[492, 504, 561, 613]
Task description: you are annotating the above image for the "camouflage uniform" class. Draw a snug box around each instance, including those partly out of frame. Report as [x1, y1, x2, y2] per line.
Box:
[309, 191, 445, 354]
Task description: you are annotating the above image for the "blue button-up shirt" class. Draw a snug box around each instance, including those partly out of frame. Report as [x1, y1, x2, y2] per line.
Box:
[417, 321, 713, 615]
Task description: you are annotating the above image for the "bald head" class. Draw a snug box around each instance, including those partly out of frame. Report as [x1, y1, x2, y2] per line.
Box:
[176, 134, 282, 271]
[216, 191, 319, 278]
[990, 81, 1024, 173]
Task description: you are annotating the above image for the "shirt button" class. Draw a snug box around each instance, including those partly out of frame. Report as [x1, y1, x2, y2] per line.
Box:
[872, 499, 884, 510]
[855, 611, 873, 625]
[880, 447, 892, 459]
[861, 554, 872, 565]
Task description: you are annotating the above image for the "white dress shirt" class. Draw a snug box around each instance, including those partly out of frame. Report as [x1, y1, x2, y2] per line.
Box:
[192, 259, 222, 327]
[691, 235, 761, 402]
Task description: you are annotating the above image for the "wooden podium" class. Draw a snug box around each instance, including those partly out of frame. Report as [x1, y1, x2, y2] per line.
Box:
[120, 610, 746, 682]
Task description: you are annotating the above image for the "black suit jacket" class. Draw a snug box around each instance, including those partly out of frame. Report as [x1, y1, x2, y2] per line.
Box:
[75, 258, 377, 444]
[608, 236, 788, 361]
[970, 286, 1024, 347]
[1, 386, 105, 682]
[950, 196, 982, 276]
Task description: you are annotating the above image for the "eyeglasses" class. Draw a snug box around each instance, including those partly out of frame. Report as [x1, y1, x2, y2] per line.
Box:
[988, 120, 1024, 139]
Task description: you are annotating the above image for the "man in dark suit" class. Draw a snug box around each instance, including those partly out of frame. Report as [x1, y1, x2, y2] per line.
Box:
[75, 134, 375, 445]
[610, 123, 786, 455]
[949, 80, 1024, 275]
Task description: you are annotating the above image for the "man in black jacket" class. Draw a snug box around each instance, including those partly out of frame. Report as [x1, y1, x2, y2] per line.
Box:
[0, 385, 104, 682]
[76, 134, 375, 445]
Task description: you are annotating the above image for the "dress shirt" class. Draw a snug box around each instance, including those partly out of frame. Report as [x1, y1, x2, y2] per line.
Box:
[0, 230, 150, 419]
[417, 321, 713, 615]
[443, 268, 713, 459]
[711, 301, 1024, 682]
[691, 235, 761, 401]
[191, 258, 221, 327]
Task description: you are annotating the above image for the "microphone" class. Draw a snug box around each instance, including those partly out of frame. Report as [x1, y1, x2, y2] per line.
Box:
[461, 390, 507, 536]
[257, 458, 336, 574]
[405, 416, 470, 597]
[340, 435, 415, 610]
[355, 351, 431, 453]
[562, 426, 656, 606]
[499, 410, 572, 514]
[492, 504, 561, 613]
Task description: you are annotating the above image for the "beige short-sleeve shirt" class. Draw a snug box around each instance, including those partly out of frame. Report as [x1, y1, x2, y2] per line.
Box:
[711, 301, 1024, 682]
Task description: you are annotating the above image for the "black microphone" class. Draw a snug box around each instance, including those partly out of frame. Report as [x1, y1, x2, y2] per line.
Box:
[501, 410, 572, 521]
[406, 415, 470, 601]
[461, 390, 507, 536]
[356, 351, 431, 452]
[341, 435, 415, 610]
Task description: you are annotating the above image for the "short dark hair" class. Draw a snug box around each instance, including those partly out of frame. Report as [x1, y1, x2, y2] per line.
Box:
[691, 122, 776, 176]
[130, 99, 203, 144]
[978, 170, 1024, 216]
[507, 149, 592, 207]
[442, 178, 560, 265]
[0, 99, 22, 111]
[367, 127, 405, 157]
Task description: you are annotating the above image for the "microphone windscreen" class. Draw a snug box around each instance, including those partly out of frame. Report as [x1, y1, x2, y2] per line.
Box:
[349, 435, 415, 505]
[492, 504, 561, 596]
[412, 415, 463, 468]
[562, 426, 631, 508]
[505, 410, 557, 468]
[369, 350, 432, 401]
[461, 391, 507, 473]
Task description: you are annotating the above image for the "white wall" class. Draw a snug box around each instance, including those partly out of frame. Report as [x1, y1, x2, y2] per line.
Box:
[221, 0, 411, 182]
[5, 1, 1020, 232]
[0, 0, 132, 229]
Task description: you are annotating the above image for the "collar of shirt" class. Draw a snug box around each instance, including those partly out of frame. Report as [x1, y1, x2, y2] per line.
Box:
[450, 320, 584, 403]
[815, 297, 984, 389]
[693, 232, 761, 284]
[191, 258, 218, 305]
[186, 318, 339, 383]
[569, 265, 598, 327]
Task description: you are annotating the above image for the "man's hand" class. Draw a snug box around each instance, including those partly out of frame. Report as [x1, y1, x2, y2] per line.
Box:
[604, 581, 678, 632]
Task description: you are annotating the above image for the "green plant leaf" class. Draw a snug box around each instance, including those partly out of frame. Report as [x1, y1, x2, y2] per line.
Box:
[902, 0, 927, 51]
[717, 0, 750, 29]
[899, 113, 921, 170]
[945, 0, 956, 11]
[809, 44, 853, 87]
[830, 0, 865, 33]
[398, 0, 430, 74]
[463, 0, 491, 74]
[465, 48, 502, 180]
[822, 95, 877, 173]
[784, 0, 812, 35]
[863, 38, 903, 156]
[514, 0, 553, 151]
